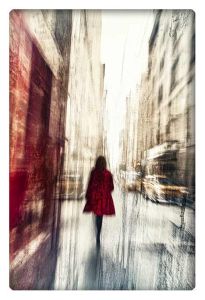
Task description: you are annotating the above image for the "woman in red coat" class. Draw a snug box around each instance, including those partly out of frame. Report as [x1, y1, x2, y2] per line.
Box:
[83, 156, 115, 246]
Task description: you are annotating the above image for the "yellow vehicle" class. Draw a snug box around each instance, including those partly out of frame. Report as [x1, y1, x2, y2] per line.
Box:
[143, 175, 188, 204]
[120, 170, 142, 191]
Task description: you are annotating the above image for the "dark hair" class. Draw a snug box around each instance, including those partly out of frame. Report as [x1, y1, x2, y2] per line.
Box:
[95, 156, 106, 171]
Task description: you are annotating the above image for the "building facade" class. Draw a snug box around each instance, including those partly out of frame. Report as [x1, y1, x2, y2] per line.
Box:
[10, 10, 72, 289]
[64, 10, 105, 187]
[136, 10, 195, 197]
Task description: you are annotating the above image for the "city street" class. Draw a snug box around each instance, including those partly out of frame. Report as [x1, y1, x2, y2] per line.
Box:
[54, 183, 195, 290]
[9, 10, 195, 290]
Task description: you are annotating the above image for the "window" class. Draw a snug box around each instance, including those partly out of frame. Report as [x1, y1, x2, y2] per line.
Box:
[158, 85, 163, 103]
[160, 56, 164, 71]
[152, 75, 155, 89]
[170, 57, 179, 92]
[190, 33, 195, 66]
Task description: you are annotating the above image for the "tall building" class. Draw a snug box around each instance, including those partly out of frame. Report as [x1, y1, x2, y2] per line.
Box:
[136, 10, 195, 197]
[65, 10, 105, 187]
[9, 10, 72, 289]
[120, 86, 139, 171]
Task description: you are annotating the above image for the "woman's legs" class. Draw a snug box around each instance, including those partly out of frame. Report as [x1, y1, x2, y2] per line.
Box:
[96, 215, 103, 244]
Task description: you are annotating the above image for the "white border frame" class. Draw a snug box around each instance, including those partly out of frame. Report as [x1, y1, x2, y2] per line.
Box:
[0, 1, 204, 299]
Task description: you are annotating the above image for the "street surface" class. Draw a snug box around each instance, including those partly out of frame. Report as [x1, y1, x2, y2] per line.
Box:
[54, 184, 195, 290]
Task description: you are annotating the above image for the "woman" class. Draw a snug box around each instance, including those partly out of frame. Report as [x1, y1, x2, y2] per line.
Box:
[83, 156, 115, 246]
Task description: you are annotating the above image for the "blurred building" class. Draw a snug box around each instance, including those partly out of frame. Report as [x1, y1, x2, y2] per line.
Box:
[9, 10, 72, 289]
[64, 10, 105, 187]
[120, 86, 139, 171]
[136, 10, 195, 197]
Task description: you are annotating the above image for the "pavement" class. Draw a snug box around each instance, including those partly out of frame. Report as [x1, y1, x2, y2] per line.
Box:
[53, 184, 195, 290]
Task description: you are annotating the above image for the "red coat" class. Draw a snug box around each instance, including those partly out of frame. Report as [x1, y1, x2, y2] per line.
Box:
[83, 168, 115, 216]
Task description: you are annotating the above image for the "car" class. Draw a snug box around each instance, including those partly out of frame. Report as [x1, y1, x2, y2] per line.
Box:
[57, 173, 85, 200]
[143, 175, 188, 204]
[120, 170, 142, 191]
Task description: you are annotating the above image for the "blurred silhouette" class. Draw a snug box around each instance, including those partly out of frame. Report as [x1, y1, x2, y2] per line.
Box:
[83, 156, 115, 246]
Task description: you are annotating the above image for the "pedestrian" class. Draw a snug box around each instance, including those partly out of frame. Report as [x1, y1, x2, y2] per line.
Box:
[83, 156, 115, 247]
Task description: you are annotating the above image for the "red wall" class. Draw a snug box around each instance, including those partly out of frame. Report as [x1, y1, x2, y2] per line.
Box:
[9, 10, 71, 289]
[10, 11, 33, 229]
[9, 11, 61, 237]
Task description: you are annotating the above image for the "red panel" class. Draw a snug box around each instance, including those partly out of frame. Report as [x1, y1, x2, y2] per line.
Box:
[10, 170, 28, 229]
